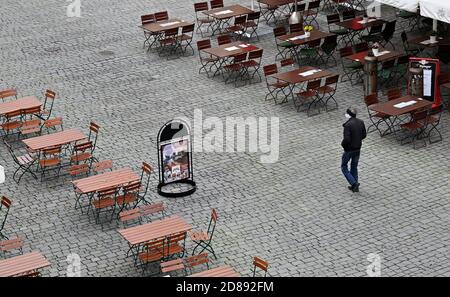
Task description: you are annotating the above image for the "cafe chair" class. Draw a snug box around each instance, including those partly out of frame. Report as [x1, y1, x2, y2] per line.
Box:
[400, 109, 429, 149]
[364, 93, 391, 136]
[294, 79, 322, 116]
[196, 39, 219, 78]
[194, 2, 214, 37]
[0, 89, 18, 102]
[4, 140, 37, 184]
[189, 209, 218, 259]
[0, 197, 12, 240]
[426, 104, 443, 144]
[252, 256, 270, 277]
[317, 74, 340, 111]
[263, 64, 290, 104]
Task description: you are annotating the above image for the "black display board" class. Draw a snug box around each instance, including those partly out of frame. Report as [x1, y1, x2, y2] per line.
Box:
[408, 57, 441, 106]
[157, 119, 196, 197]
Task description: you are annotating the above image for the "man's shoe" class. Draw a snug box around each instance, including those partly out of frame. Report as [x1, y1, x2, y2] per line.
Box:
[352, 183, 360, 192]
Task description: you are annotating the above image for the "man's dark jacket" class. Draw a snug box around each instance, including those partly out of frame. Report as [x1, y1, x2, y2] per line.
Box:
[341, 117, 367, 152]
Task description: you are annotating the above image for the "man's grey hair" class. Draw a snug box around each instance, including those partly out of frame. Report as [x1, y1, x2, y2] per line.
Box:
[348, 107, 357, 116]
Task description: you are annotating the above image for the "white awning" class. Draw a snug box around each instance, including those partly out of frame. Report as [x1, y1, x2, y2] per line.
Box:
[376, 0, 419, 13]
[420, 0, 450, 24]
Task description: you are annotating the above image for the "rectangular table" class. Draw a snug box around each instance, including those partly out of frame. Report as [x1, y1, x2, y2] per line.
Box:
[277, 30, 335, 46]
[409, 36, 450, 49]
[201, 41, 260, 59]
[257, 0, 295, 24]
[369, 95, 432, 117]
[337, 17, 386, 44]
[118, 215, 192, 246]
[72, 168, 140, 194]
[203, 4, 254, 35]
[0, 251, 51, 277]
[23, 128, 86, 151]
[189, 265, 240, 277]
[344, 49, 403, 64]
[141, 19, 194, 33]
[0, 96, 42, 116]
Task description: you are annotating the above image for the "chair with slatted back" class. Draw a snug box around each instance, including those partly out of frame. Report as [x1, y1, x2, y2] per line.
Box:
[317, 74, 340, 111]
[91, 186, 117, 226]
[136, 162, 154, 205]
[280, 58, 295, 70]
[4, 140, 37, 184]
[289, 23, 303, 34]
[19, 106, 42, 139]
[364, 93, 391, 136]
[118, 208, 142, 228]
[1, 109, 22, 140]
[139, 202, 166, 222]
[378, 59, 396, 89]
[400, 109, 430, 149]
[263, 64, 290, 104]
[185, 252, 210, 275]
[342, 9, 356, 21]
[165, 232, 187, 260]
[426, 104, 443, 144]
[40, 90, 56, 120]
[194, 2, 214, 37]
[252, 256, 269, 277]
[273, 26, 295, 61]
[39, 146, 62, 182]
[177, 24, 195, 56]
[386, 88, 401, 101]
[327, 13, 349, 45]
[189, 209, 218, 259]
[72, 122, 100, 166]
[394, 55, 410, 85]
[91, 159, 113, 175]
[0, 197, 12, 240]
[243, 11, 260, 41]
[320, 35, 338, 66]
[0, 236, 23, 257]
[210, 0, 224, 9]
[138, 238, 165, 274]
[68, 164, 89, 181]
[197, 39, 219, 77]
[303, 0, 321, 28]
[353, 42, 369, 53]
[225, 15, 246, 40]
[241, 49, 264, 84]
[116, 181, 141, 214]
[154, 11, 169, 22]
[294, 79, 322, 116]
[160, 258, 185, 276]
[223, 52, 247, 87]
[360, 24, 383, 43]
[339, 46, 362, 85]
[141, 14, 158, 50]
[0, 89, 18, 102]
[42, 117, 63, 134]
[158, 27, 180, 58]
[299, 38, 322, 65]
[217, 34, 232, 46]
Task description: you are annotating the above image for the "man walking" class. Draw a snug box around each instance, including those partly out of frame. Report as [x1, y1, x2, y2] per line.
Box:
[341, 107, 366, 192]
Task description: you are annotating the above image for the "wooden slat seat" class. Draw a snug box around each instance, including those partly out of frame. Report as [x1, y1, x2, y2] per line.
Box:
[17, 154, 34, 165]
[39, 158, 60, 167]
[138, 238, 165, 264]
[20, 119, 41, 135]
[68, 164, 90, 177]
[1, 121, 22, 132]
[70, 152, 91, 163]
[186, 253, 209, 270]
[161, 258, 185, 273]
[118, 208, 141, 223]
[139, 202, 165, 217]
[0, 237, 23, 253]
[188, 230, 209, 241]
[116, 193, 137, 206]
[44, 117, 63, 129]
[92, 197, 115, 209]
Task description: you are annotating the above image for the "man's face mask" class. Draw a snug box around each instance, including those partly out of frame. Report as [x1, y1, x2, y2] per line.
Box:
[345, 113, 351, 120]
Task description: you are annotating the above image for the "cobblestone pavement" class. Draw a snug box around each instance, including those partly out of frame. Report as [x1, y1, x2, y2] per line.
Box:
[1, 0, 450, 277]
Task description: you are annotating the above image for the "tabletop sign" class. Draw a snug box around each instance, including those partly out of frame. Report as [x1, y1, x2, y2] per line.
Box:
[408, 57, 441, 107]
[157, 119, 196, 197]
[0, 165, 5, 184]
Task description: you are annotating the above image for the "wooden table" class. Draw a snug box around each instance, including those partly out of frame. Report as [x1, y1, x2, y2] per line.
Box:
[0, 251, 51, 277]
[189, 265, 240, 277]
[72, 168, 140, 194]
[203, 4, 254, 35]
[257, 0, 295, 24]
[337, 17, 385, 31]
[409, 36, 450, 49]
[277, 30, 335, 46]
[257, 0, 295, 6]
[141, 19, 194, 33]
[369, 95, 432, 117]
[119, 215, 191, 246]
[344, 49, 403, 64]
[272, 66, 332, 85]
[201, 41, 260, 59]
[22, 128, 86, 151]
[0, 96, 41, 116]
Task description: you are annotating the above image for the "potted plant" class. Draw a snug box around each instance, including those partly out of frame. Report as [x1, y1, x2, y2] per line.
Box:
[430, 31, 437, 43]
[372, 42, 380, 56]
[363, 12, 369, 23]
[304, 25, 313, 38]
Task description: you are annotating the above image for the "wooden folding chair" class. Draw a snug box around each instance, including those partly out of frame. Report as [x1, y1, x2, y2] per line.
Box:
[0, 237, 23, 258]
[0, 197, 12, 240]
[189, 209, 218, 259]
[252, 256, 269, 277]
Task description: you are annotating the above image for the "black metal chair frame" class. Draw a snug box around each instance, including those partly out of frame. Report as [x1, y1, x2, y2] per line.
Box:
[191, 209, 218, 259]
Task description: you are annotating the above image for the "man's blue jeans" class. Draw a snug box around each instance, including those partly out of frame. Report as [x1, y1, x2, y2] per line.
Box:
[341, 150, 360, 186]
